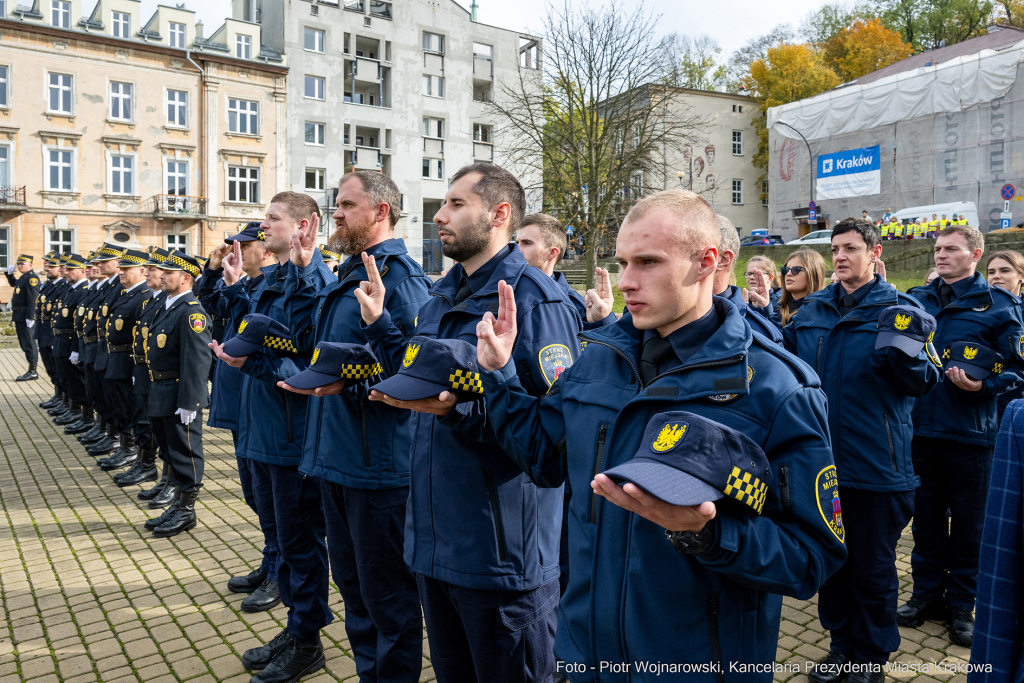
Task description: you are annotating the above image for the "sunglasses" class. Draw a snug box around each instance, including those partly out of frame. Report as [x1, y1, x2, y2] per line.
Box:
[781, 266, 806, 276]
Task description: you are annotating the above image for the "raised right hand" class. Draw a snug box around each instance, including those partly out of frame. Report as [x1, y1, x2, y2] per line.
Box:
[208, 243, 232, 271]
[223, 240, 243, 286]
[476, 280, 518, 372]
[354, 253, 386, 326]
[290, 216, 318, 267]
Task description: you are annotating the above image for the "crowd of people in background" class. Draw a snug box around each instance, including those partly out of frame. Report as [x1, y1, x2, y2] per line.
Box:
[862, 208, 973, 241]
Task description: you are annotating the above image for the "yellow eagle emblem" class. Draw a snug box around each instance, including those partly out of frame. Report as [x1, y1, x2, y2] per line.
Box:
[312, 347, 321, 365]
[894, 313, 911, 331]
[964, 346, 978, 360]
[403, 343, 420, 368]
[238, 319, 249, 335]
[652, 423, 687, 453]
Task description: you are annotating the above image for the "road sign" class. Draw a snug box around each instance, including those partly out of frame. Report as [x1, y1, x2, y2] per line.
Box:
[1002, 184, 1016, 200]
[809, 209, 818, 221]
[809, 201, 817, 209]
[1001, 211, 1013, 230]
[1006, 201, 1012, 213]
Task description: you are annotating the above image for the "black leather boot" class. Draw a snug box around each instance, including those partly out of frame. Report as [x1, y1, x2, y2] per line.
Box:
[949, 607, 974, 647]
[40, 394, 61, 409]
[228, 568, 267, 594]
[101, 434, 138, 471]
[64, 407, 95, 435]
[250, 633, 325, 683]
[897, 596, 947, 628]
[152, 489, 198, 538]
[144, 498, 180, 530]
[86, 425, 118, 456]
[138, 467, 169, 501]
[148, 478, 179, 509]
[16, 364, 38, 382]
[54, 402, 82, 425]
[48, 399, 70, 416]
[242, 629, 294, 671]
[78, 419, 105, 444]
[116, 449, 157, 487]
[241, 579, 281, 613]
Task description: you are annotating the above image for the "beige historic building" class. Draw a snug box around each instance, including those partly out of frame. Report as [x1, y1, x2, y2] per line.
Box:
[0, 0, 286, 298]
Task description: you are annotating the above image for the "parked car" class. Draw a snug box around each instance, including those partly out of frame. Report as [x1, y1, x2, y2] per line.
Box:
[786, 229, 834, 245]
[740, 234, 785, 246]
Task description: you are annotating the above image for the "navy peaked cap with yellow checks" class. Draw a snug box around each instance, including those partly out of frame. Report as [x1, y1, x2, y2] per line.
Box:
[945, 340, 1003, 381]
[222, 313, 297, 358]
[318, 245, 341, 262]
[603, 411, 773, 516]
[373, 335, 484, 401]
[91, 243, 128, 262]
[117, 249, 149, 268]
[284, 342, 381, 390]
[16, 254, 33, 264]
[63, 253, 88, 269]
[225, 221, 266, 244]
[157, 250, 202, 278]
[144, 248, 171, 266]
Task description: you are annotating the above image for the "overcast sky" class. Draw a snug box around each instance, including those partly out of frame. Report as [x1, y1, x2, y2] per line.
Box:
[138, 0, 827, 59]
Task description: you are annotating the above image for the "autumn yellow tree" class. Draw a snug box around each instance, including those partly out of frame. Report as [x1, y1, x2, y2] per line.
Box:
[746, 43, 841, 174]
[822, 19, 913, 82]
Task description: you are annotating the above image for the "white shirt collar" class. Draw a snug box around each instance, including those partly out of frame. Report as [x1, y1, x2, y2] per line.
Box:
[107, 273, 120, 285]
[71, 279, 87, 289]
[165, 291, 189, 309]
[124, 280, 145, 294]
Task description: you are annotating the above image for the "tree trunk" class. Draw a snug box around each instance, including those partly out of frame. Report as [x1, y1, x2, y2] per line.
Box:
[584, 241, 596, 291]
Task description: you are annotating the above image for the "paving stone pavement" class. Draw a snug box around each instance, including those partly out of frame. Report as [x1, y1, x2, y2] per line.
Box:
[0, 348, 972, 682]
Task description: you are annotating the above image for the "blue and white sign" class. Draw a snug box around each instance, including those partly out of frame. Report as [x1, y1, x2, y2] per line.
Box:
[816, 146, 881, 200]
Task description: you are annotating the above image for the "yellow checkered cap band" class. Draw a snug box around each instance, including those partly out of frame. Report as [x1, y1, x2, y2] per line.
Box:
[449, 369, 483, 394]
[96, 245, 126, 259]
[340, 363, 382, 380]
[120, 254, 147, 265]
[263, 336, 297, 353]
[167, 254, 201, 277]
[723, 466, 768, 514]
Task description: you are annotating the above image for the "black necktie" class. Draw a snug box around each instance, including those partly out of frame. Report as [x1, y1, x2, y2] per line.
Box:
[939, 284, 955, 308]
[639, 337, 674, 385]
[454, 277, 473, 304]
[839, 294, 857, 317]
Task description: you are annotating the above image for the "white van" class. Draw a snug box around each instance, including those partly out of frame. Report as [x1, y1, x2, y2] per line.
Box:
[893, 201, 979, 229]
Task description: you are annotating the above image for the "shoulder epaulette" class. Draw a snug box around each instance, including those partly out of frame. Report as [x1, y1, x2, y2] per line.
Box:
[188, 301, 200, 305]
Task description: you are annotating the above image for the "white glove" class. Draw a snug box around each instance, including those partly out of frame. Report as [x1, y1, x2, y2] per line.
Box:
[25, 320, 34, 329]
[69, 351, 79, 364]
[6, 264, 14, 274]
[175, 408, 197, 425]
[132, 376, 135, 386]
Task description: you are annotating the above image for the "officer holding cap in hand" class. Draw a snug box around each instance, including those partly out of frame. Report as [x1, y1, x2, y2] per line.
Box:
[782, 218, 941, 683]
[901, 225, 1024, 647]
[470, 189, 846, 682]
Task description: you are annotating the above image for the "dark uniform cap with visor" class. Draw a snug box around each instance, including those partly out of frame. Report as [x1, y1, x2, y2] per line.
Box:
[875, 305, 937, 357]
[144, 248, 171, 266]
[117, 249, 150, 268]
[943, 341, 1004, 380]
[222, 313, 297, 357]
[372, 336, 484, 401]
[602, 411, 773, 515]
[91, 243, 128, 262]
[63, 253, 88, 269]
[157, 251, 203, 278]
[283, 342, 381, 389]
[225, 221, 265, 244]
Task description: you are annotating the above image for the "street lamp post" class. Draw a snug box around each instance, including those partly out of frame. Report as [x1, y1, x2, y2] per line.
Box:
[774, 121, 814, 207]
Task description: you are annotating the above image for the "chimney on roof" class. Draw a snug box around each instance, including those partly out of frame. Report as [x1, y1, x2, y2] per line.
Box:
[195, 20, 203, 38]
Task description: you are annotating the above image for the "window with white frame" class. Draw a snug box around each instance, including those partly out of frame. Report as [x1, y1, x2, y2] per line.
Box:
[304, 28, 324, 52]
[236, 35, 252, 60]
[110, 81, 132, 121]
[422, 31, 444, 53]
[46, 149, 73, 191]
[166, 160, 188, 208]
[228, 99, 258, 135]
[0, 1, 6, 19]
[762, 181, 768, 207]
[0, 66, 7, 108]
[228, 166, 260, 203]
[48, 73, 72, 114]
[305, 168, 325, 191]
[109, 154, 134, 195]
[732, 130, 743, 155]
[422, 159, 443, 178]
[633, 125, 641, 149]
[167, 90, 187, 127]
[169, 22, 186, 48]
[48, 229, 74, 254]
[0, 227, 7, 269]
[0, 145, 9, 187]
[165, 233, 188, 253]
[631, 172, 644, 198]
[51, 0, 69, 28]
[422, 117, 443, 138]
[111, 11, 129, 38]
[732, 179, 743, 205]
[305, 122, 325, 145]
[473, 123, 491, 143]
[422, 75, 444, 98]
[304, 76, 324, 100]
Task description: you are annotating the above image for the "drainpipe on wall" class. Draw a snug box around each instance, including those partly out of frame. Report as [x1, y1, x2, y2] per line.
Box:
[186, 49, 206, 259]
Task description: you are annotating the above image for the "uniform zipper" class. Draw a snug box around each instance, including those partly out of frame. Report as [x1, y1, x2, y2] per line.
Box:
[359, 400, 370, 467]
[483, 467, 508, 562]
[779, 464, 792, 517]
[815, 336, 824, 373]
[708, 595, 724, 683]
[883, 415, 897, 473]
[588, 424, 609, 523]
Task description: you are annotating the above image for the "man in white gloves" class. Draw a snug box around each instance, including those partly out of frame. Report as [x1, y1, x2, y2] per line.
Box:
[5, 254, 41, 381]
[142, 251, 213, 538]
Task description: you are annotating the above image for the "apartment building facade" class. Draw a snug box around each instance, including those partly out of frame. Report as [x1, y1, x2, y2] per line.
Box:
[248, 0, 542, 272]
[0, 0, 285, 299]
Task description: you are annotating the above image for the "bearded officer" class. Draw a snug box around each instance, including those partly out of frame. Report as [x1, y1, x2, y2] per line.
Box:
[6, 254, 41, 381]
[143, 251, 213, 538]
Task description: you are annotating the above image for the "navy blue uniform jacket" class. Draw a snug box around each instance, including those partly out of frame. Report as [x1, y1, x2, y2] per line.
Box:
[784, 279, 941, 491]
[718, 284, 784, 343]
[364, 245, 583, 591]
[286, 238, 431, 490]
[908, 273, 1024, 446]
[480, 299, 846, 682]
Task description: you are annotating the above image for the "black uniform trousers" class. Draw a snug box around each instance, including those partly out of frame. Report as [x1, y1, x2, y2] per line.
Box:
[82, 361, 106, 417]
[235, 449, 279, 582]
[818, 487, 915, 664]
[910, 436, 993, 610]
[321, 480, 422, 683]
[151, 412, 204, 494]
[15, 322, 37, 365]
[38, 346, 55, 385]
[57, 356, 88, 403]
[112, 379, 153, 450]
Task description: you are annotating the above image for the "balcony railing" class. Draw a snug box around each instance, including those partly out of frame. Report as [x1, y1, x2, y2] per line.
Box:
[147, 194, 207, 217]
[0, 187, 27, 206]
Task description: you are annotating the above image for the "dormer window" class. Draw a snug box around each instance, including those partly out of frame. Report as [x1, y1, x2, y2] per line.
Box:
[236, 34, 252, 60]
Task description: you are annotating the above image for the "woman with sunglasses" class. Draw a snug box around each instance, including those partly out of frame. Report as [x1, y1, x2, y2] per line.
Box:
[774, 249, 828, 326]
